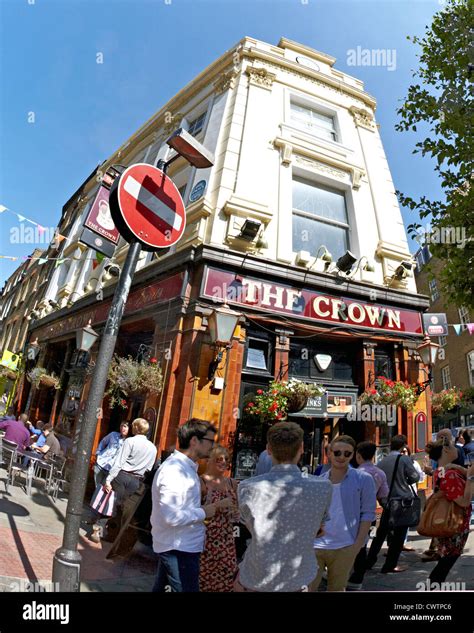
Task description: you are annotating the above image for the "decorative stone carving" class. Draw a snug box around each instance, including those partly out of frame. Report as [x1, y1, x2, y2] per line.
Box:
[255, 60, 371, 110]
[246, 67, 276, 90]
[279, 142, 293, 166]
[349, 106, 376, 131]
[294, 155, 346, 181]
[214, 70, 238, 94]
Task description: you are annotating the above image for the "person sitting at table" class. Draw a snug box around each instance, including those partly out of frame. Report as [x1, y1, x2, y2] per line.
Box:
[32, 424, 62, 460]
[0, 413, 31, 451]
[27, 421, 46, 447]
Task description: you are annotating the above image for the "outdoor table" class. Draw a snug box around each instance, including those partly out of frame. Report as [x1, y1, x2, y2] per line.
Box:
[16, 449, 52, 496]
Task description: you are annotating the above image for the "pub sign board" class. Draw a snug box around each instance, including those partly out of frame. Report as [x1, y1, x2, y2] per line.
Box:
[422, 313, 448, 336]
[202, 267, 424, 335]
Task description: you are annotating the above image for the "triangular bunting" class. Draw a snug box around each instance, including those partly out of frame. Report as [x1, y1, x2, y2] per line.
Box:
[468, 324, 474, 335]
[17, 214, 26, 222]
[55, 258, 65, 268]
[0, 205, 7, 213]
[37, 257, 48, 265]
[453, 324, 462, 335]
[37, 225, 46, 233]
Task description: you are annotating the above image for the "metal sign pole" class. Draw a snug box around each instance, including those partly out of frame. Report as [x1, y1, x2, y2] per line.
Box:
[52, 240, 142, 591]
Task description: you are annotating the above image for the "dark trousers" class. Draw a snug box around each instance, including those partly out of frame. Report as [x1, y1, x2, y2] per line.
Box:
[366, 510, 408, 572]
[152, 550, 200, 592]
[429, 555, 460, 584]
[111, 470, 141, 506]
[349, 545, 367, 584]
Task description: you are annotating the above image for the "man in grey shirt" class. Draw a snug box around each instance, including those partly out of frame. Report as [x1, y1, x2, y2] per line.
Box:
[235, 421, 332, 592]
[366, 434, 419, 573]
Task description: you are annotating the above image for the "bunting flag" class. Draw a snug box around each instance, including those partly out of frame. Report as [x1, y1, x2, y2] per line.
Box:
[92, 251, 105, 270]
[37, 257, 48, 265]
[468, 324, 474, 335]
[453, 324, 462, 335]
[0, 202, 70, 244]
[0, 255, 18, 261]
[55, 258, 65, 268]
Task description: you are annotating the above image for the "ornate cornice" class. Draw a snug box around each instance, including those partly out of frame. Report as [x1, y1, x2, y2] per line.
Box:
[349, 106, 376, 131]
[246, 66, 276, 90]
[214, 70, 238, 95]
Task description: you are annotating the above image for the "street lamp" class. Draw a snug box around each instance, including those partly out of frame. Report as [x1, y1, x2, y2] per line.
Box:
[76, 321, 99, 352]
[207, 304, 241, 382]
[415, 335, 440, 394]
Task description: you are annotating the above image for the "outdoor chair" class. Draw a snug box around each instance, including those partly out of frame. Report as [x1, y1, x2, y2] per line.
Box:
[0, 439, 23, 494]
[48, 455, 67, 502]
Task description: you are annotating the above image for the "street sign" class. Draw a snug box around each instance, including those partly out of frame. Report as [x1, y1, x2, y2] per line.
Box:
[109, 163, 186, 251]
[423, 313, 448, 336]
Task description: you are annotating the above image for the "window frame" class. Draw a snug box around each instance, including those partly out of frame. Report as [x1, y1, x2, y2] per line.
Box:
[458, 306, 470, 331]
[286, 91, 342, 145]
[291, 176, 350, 257]
[428, 278, 440, 302]
[441, 365, 451, 390]
[467, 351, 474, 387]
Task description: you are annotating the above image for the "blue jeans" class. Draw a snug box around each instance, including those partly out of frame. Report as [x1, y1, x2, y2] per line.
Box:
[152, 550, 200, 592]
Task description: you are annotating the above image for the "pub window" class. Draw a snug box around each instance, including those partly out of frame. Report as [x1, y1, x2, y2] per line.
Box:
[374, 351, 395, 380]
[243, 337, 273, 375]
[292, 178, 349, 259]
[441, 365, 451, 390]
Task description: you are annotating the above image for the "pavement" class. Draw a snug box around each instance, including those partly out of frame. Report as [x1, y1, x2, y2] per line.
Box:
[0, 464, 472, 593]
[0, 465, 156, 593]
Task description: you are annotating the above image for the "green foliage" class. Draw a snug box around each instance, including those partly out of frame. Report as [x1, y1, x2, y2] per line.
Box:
[396, 0, 474, 308]
[106, 355, 163, 409]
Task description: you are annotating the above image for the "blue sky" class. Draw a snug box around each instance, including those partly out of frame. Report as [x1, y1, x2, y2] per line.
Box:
[0, 0, 444, 285]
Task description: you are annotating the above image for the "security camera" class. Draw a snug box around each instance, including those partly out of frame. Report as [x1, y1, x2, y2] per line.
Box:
[48, 299, 59, 308]
[104, 263, 121, 278]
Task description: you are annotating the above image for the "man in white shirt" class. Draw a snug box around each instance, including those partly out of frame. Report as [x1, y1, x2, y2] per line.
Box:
[104, 418, 157, 504]
[151, 418, 232, 592]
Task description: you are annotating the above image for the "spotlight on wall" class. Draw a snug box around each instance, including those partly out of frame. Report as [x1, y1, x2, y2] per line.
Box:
[48, 299, 59, 308]
[255, 233, 268, 249]
[239, 219, 262, 241]
[335, 250, 357, 274]
[104, 262, 121, 278]
[348, 256, 375, 278]
[316, 245, 333, 264]
[392, 260, 414, 281]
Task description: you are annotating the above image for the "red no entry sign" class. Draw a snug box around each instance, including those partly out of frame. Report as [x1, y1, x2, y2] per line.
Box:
[109, 163, 186, 250]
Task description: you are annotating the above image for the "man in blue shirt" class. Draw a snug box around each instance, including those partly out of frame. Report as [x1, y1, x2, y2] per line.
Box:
[311, 435, 376, 592]
[94, 422, 129, 486]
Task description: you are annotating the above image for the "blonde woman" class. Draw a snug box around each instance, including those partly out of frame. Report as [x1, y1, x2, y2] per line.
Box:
[199, 446, 239, 592]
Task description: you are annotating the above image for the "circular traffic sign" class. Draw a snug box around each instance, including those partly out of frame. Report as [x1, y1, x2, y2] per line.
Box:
[109, 163, 186, 251]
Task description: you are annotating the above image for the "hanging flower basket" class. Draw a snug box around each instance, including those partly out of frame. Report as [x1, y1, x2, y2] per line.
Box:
[431, 387, 463, 417]
[359, 376, 419, 411]
[244, 379, 324, 422]
[27, 367, 61, 390]
[106, 355, 163, 409]
[1, 368, 17, 381]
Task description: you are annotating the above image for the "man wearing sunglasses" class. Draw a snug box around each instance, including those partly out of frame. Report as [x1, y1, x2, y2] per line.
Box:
[151, 418, 232, 592]
[310, 435, 376, 592]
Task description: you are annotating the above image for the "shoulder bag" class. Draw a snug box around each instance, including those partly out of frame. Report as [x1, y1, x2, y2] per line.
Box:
[386, 454, 421, 528]
[417, 471, 465, 538]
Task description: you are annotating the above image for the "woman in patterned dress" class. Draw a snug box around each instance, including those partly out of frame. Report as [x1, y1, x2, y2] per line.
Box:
[199, 446, 239, 592]
[425, 440, 474, 584]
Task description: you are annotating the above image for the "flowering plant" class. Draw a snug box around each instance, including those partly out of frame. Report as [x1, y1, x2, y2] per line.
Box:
[245, 379, 324, 421]
[431, 387, 463, 416]
[359, 376, 419, 411]
[27, 367, 61, 390]
[106, 355, 163, 409]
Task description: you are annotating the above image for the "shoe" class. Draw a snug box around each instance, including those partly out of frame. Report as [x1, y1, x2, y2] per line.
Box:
[346, 581, 363, 591]
[402, 546, 416, 552]
[421, 553, 440, 562]
[380, 566, 408, 573]
[89, 525, 102, 544]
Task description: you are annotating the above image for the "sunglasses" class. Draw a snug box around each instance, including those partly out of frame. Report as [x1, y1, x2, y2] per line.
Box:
[332, 450, 353, 458]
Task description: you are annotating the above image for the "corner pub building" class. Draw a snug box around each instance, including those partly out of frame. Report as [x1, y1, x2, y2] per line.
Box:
[19, 37, 431, 476]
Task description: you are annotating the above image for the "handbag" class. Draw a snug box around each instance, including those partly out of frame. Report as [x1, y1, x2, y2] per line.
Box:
[90, 484, 116, 517]
[385, 455, 421, 528]
[417, 483, 465, 538]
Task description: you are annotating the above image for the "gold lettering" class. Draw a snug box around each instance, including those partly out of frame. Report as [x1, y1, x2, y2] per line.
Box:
[242, 280, 261, 303]
[262, 284, 285, 308]
[313, 296, 331, 317]
[347, 302, 365, 323]
[387, 309, 401, 329]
